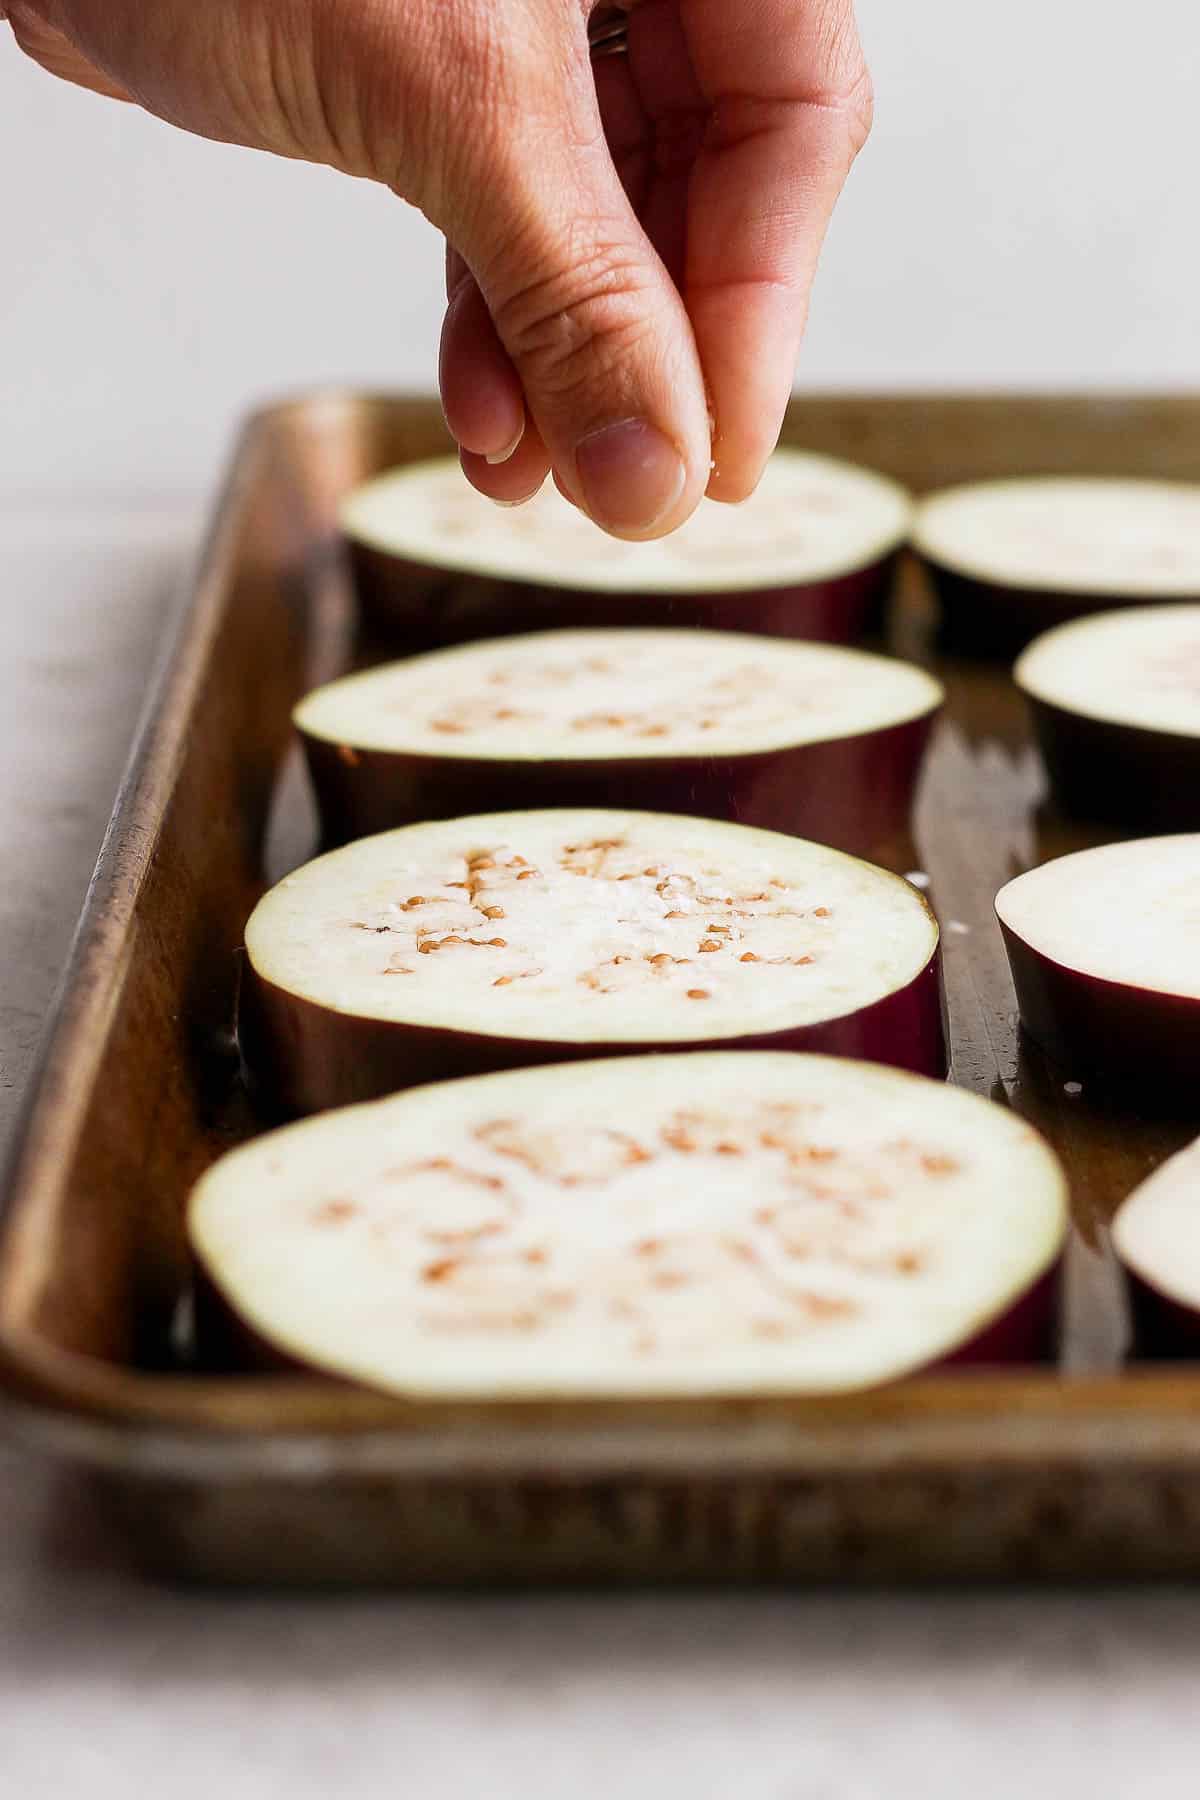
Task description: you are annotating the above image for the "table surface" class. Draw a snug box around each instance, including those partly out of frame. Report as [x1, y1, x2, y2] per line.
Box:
[2, 501, 1200, 1796]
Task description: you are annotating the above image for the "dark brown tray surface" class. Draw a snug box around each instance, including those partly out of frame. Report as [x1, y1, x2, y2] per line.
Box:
[3, 392, 1199, 1584]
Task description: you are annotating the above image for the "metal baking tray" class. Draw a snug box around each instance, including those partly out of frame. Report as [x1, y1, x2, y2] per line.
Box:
[3, 391, 1200, 1585]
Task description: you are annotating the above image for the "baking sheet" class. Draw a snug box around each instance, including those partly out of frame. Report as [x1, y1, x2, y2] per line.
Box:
[1, 391, 1198, 1583]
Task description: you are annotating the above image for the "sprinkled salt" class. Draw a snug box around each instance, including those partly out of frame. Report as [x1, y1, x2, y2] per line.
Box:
[905, 871, 931, 890]
[1064, 1081, 1083, 1097]
[947, 920, 970, 935]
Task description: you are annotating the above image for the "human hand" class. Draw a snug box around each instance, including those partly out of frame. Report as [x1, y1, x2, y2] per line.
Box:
[5, 0, 871, 538]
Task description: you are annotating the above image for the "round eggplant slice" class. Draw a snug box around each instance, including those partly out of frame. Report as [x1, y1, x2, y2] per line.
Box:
[242, 809, 944, 1114]
[340, 450, 913, 650]
[1112, 1137, 1200, 1356]
[190, 1051, 1067, 1398]
[913, 477, 1200, 656]
[1015, 605, 1200, 830]
[295, 628, 943, 853]
[996, 835, 1200, 1103]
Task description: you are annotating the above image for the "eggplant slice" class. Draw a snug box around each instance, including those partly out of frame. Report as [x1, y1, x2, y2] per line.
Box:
[191, 1051, 1067, 1398]
[996, 834, 1200, 1102]
[295, 627, 943, 852]
[1016, 604, 1200, 829]
[1112, 1137, 1200, 1356]
[341, 450, 913, 649]
[242, 809, 944, 1113]
[913, 477, 1200, 655]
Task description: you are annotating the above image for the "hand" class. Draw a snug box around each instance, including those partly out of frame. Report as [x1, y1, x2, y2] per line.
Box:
[5, 0, 871, 539]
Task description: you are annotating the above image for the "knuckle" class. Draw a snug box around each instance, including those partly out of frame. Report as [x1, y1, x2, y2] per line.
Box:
[840, 62, 875, 158]
[321, 0, 514, 203]
[810, 4, 874, 158]
[490, 234, 658, 405]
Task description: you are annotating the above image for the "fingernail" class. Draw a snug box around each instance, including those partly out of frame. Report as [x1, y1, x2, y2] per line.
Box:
[490, 489, 542, 509]
[485, 422, 525, 466]
[574, 419, 685, 534]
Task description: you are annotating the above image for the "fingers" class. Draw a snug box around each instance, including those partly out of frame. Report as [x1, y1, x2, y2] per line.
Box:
[5, 3, 133, 99]
[440, 259, 527, 463]
[441, 244, 553, 503]
[460, 428, 551, 505]
[456, 21, 711, 540]
[440, 248, 550, 502]
[677, 0, 873, 501]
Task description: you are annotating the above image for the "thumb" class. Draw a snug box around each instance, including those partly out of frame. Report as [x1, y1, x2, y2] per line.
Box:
[457, 41, 711, 539]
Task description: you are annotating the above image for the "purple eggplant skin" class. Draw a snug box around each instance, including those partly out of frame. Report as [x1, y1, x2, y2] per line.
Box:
[1027, 695, 1200, 831]
[998, 920, 1200, 1109]
[348, 540, 900, 654]
[937, 1265, 1060, 1370]
[301, 713, 939, 859]
[924, 563, 1196, 659]
[239, 949, 946, 1120]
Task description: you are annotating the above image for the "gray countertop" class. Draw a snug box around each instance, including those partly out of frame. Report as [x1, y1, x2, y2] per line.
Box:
[2, 502, 1198, 1796]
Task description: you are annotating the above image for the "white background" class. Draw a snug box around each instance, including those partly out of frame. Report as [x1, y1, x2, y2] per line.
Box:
[4, 1, 1200, 499]
[4, 9, 1200, 1786]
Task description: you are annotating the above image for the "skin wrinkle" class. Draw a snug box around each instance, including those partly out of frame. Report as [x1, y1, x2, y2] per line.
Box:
[257, 11, 350, 169]
[705, 89, 868, 157]
[6, 0, 869, 534]
[487, 236, 664, 392]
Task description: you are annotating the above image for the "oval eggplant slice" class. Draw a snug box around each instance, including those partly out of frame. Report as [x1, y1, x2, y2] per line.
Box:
[242, 809, 944, 1114]
[1015, 605, 1200, 829]
[996, 835, 1200, 1102]
[913, 477, 1200, 656]
[190, 1051, 1067, 1397]
[340, 450, 913, 650]
[1112, 1137, 1200, 1356]
[295, 628, 943, 853]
